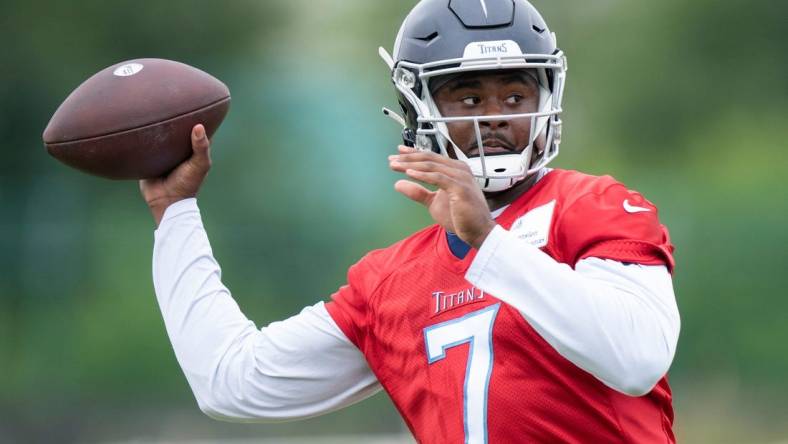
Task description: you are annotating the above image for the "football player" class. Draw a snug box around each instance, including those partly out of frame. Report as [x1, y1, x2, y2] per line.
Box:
[141, 0, 680, 442]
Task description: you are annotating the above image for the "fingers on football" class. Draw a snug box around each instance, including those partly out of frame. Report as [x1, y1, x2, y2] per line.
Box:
[394, 180, 434, 206]
[190, 124, 212, 170]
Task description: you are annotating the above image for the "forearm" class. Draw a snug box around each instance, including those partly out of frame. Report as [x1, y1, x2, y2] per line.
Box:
[152, 199, 380, 421]
[466, 226, 680, 396]
[153, 199, 261, 417]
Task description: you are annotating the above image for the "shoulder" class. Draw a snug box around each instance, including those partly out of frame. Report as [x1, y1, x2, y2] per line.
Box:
[543, 169, 674, 270]
[546, 169, 632, 206]
[544, 169, 660, 219]
[350, 224, 442, 290]
[325, 225, 441, 348]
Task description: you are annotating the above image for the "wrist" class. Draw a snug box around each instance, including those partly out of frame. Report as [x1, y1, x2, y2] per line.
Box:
[469, 220, 497, 250]
[148, 197, 183, 227]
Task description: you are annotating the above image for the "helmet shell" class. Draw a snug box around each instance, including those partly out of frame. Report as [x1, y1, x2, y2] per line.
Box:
[394, 0, 557, 66]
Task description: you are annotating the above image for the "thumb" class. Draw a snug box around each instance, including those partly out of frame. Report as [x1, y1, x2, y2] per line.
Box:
[189, 124, 212, 169]
[395, 180, 433, 207]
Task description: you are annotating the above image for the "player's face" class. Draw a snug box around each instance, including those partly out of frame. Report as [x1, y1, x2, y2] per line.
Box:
[432, 70, 542, 159]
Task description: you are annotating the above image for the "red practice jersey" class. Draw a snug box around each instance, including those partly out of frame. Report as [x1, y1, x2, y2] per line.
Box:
[326, 169, 676, 443]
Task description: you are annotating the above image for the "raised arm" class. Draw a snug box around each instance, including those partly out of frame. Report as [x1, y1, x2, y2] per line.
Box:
[142, 126, 380, 421]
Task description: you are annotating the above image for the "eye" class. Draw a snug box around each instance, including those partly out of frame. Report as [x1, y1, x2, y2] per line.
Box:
[462, 96, 481, 106]
[505, 94, 524, 105]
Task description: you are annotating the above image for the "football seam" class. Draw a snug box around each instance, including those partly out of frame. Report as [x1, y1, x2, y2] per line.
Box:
[45, 96, 231, 146]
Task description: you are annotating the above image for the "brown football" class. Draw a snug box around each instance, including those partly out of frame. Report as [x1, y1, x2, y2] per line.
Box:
[43, 58, 230, 179]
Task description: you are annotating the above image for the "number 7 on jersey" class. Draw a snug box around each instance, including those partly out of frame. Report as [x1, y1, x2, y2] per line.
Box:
[424, 303, 501, 444]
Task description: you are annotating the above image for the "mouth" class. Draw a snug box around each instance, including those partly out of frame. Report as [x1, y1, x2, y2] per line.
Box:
[467, 141, 516, 157]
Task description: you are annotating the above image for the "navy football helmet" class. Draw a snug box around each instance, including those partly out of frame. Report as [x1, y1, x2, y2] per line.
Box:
[381, 0, 567, 192]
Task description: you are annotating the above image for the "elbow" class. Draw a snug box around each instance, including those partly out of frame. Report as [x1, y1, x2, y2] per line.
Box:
[191, 378, 301, 424]
[195, 392, 279, 423]
[607, 303, 680, 397]
[615, 320, 680, 396]
[608, 355, 672, 397]
[184, 367, 260, 422]
[194, 392, 245, 422]
[612, 372, 663, 397]
[196, 397, 225, 421]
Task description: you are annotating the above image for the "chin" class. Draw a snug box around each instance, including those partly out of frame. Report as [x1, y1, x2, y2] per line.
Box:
[481, 176, 534, 197]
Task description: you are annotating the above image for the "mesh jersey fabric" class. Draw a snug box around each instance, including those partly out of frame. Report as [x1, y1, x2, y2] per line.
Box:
[325, 169, 676, 443]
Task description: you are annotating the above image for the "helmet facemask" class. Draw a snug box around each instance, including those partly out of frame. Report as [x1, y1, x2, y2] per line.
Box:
[381, 41, 567, 193]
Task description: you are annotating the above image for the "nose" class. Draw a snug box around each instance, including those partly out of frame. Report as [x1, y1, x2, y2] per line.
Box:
[479, 99, 509, 130]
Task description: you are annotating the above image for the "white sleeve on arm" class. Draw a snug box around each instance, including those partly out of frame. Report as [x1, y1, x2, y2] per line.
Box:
[465, 225, 680, 396]
[152, 198, 381, 422]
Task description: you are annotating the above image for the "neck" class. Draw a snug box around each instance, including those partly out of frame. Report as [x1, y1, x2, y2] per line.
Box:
[484, 172, 541, 211]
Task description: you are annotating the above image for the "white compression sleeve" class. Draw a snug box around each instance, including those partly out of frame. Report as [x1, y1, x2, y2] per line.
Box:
[466, 225, 680, 396]
[152, 199, 381, 422]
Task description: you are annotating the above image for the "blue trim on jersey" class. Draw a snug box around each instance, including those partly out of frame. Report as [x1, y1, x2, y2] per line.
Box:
[480, 304, 499, 444]
[423, 303, 501, 444]
[446, 232, 472, 259]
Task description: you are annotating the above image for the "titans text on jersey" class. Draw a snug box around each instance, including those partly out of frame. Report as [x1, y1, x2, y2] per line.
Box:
[327, 170, 675, 443]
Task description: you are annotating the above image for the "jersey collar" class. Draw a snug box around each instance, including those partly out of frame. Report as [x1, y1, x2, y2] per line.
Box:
[436, 169, 557, 274]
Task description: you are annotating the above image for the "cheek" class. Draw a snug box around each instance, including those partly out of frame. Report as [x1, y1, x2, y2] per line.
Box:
[517, 95, 540, 113]
[445, 121, 475, 144]
[511, 122, 531, 148]
[513, 97, 540, 143]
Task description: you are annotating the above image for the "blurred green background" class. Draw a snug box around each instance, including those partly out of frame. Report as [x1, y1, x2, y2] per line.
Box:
[1, 0, 786, 443]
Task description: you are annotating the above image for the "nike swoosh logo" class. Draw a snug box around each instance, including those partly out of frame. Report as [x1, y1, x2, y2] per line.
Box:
[623, 199, 651, 213]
